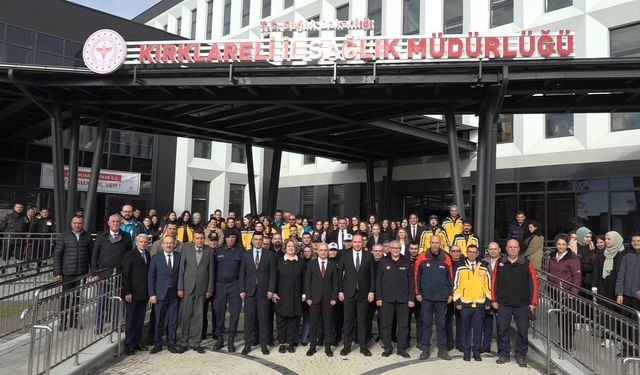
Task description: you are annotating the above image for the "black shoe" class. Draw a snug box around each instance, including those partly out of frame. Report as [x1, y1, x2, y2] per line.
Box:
[360, 348, 372, 357]
[168, 345, 181, 354]
[124, 346, 134, 356]
[397, 350, 410, 358]
[192, 346, 205, 354]
[241, 346, 251, 355]
[496, 357, 510, 364]
[480, 346, 491, 353]
[279, 345, 286, 353]
[447, 344, 454, 351]
[306, 347, 316, 356]
[287, 345, 295, 353]
[325, 347, 333, 357]
[268, 340, 275, 347]
[228, 341, 236, 353]
[301, 341, 308, 346]
[463, 352, 471, 361]
[437, 350, 452, 360]
[150, 345, 162, 354]
[516, 358, 527, 367]
[134, 344, 148, 351]
[213, 338, 224, 351]
[473, 352, 482, 361]
[382, 349, 392, 357]
[340, 347, 351, 356]
[420, 349, 431, 360]
[261, 347, 270, 355]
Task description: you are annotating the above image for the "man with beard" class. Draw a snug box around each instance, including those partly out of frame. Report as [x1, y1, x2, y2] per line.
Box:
[419, 215, 449, 253]
[151, 222, 183, 256]
[120, 204, 144, 249]
[270, 233, 284, 256]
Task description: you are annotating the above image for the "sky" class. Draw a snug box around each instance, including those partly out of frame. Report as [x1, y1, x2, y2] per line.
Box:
[68, 0, 161, 19]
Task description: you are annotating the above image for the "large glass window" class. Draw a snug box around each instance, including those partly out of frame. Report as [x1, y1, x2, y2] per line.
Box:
[577, 191, 608, 236]
[443, 0, 463, 34]
[490, 0, 513, 28]
[336, 5, 349, 37]
[242, 0, 251, 27]
[610, 22, 640, 57]
[519, 194, 545, 230]
[223, 0, 231, 36]
[109, 130, 132, 156]
[231, 143, 246, 163]
[611, 191, 640, 240]
[403, 0, 420, 35]
[206, 0, 213, 39]
[368, 0, 382, 36]
[194, 139, 211, 159]
[284, 0, 294, 9]
[303, 155, 316, 164]
[497, 114, 514, 143]
[546, 193, 575, 240]
[229, 183, 245, 216]
[329, 184, 345, 217]
[133, 133, 154, 158]
[495, 195, 517, 241]
[546, 0, 572, 12]
[262, 0, 271, 19]
[302, 186, 314, 218]
[192, 180, 210, 217]
[612, 112, 640, 131]
[191, 9, 197, 39]
[545, 113, 574, 138]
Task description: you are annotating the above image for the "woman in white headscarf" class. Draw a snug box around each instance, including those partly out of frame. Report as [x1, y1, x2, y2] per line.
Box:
[591, 231, 627, 300]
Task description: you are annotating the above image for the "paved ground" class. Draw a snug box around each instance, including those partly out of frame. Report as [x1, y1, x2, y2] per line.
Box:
[97, 338, 543, 375]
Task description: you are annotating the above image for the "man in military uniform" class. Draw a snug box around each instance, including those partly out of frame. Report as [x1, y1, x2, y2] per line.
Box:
[213, 229, 244, 352]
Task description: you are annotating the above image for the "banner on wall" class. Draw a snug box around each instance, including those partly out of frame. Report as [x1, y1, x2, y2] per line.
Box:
[40, 164, 141, 196]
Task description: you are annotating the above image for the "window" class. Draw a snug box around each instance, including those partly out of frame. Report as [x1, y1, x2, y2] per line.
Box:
[302, 186, 314, 218]
[192, 180, 210, 218]
[242, 0, 251, 27]
[223, 0, 231, 35]
[546, 0, 572, 12]
[194, 139, 211, 159]
[490, 0, 513, 28]
[206, 0, 213, 39]
[546, 193, 575, 240]
[262, 0, 271, 18]
[612, 113, 640, 131]
[443, 0, 463, 34]
[403, 0, 420, 35]
[284, 0, 294, 9]
[611, 22, 640, 57]
[133, 133, 154, 158]
[109, 130, 132, 156]
[4, 25, 34, 64]
[577, 191, 608, 237]
[229, 183, 245, 216]
[231, 143, 246, 163]
[497, 114, 513, 143]
[611, 191, 640, 242]
[303, 155, 316, 164]
[545, 113, 574, 138]
[176, 16, 182, 36]
[336, 5, 349, 37]
[308, 16, 320, 38]
[329, 184, 345, 217]
[191, 9, 197, 39]
[367, 0, 382, 36]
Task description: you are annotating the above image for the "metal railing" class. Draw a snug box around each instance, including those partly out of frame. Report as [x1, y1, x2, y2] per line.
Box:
[531, 267, 640, 375]
[25, 270, 123, 375]
[0, 233, 58, 268]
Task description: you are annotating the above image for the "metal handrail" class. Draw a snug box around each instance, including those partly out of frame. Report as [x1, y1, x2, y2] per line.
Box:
[624, 357, 640, 375]
[547, 308, 561, 375]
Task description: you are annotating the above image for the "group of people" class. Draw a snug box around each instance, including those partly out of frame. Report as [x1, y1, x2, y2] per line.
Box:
[0, 202, 56, 267]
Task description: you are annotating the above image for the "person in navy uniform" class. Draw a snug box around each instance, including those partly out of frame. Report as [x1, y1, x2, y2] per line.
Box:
[148, 236, 181, 354]
[212, 228, 244, 352]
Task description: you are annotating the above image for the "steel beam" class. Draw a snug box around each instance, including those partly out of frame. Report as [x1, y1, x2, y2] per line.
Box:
[383, 160, 394, 219]
[266, 138, 282, 216]
[84, 109, 108, 232]
[368, 120, 476, 151]
[245, 142, 258, 216]
[365, 160, 376, 216]
[446, 110, 465, 216]
[51, 103, 66, 230]
[66, 108, 80, 223]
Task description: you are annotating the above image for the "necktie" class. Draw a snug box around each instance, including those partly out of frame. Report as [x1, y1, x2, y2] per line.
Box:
[355, 251, 360, 271]
[340, 230, 345, 249]
[167, 254, 172, 273]
[255, 250, 260, 268]
[140, 251, 146, 265]
[412, 226, 416, 239]
[321, 260, 326, 278]
[471, 263, 475, 272]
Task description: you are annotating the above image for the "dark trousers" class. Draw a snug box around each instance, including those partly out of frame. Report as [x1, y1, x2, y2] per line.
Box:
[154, 294, 179, 346]
[482, 310, 495, 349]
[421, 299, 447, 350]
[214, 281, 241, 339]
[60, 278, 81, 328]
[96, 280, 120, 330]
[125, 300, 147, 347]
[309, 301, 333, 348]
[408, 302, 423, 347]
[300, 304, 310, 344]
[622, 295, 640, 357]
[332, 301, 344, 344]
[460, 306, 485, 354]
[497, 305, 529, 360]
[276, 313, 300, 345]
[343, 297, 370, 349]
[243, 295, 271, 349]
[446, 302, 462, 349]
[381, 302, 409, 351]
[201, 296, 216, 339]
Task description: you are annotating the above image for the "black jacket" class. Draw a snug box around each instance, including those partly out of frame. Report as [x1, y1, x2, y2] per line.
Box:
[32, 217, 55, 233]
[53, 231, 94, 277]
[304, 258, 339, 304]
[576, 244, 594, 289]
[376, 255, 415, 303]
[91, 230, 132, 278]
[239, 248, 277, 297]
[491, 255, 539, 307]
[338, 249, 376, 299]
[0, 210, 30, 233]
[121, 249, 150, 301]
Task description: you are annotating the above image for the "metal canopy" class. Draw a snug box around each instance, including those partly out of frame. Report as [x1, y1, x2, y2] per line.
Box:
[1, 57, 640, 162]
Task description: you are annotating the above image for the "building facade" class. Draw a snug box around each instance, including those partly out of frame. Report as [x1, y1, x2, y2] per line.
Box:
[137, 0, 640, 242]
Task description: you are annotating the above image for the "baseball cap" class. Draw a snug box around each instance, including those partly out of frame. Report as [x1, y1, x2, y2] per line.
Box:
[328, 242, 338, 250]
[344, 233, 353, 241]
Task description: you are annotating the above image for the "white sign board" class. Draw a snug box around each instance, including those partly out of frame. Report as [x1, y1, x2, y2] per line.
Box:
[40, 164, 141, 196]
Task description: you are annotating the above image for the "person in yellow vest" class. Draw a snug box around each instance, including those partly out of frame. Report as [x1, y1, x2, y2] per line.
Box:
[442, 205, 463, 248]
[240, 214, 255, 250]
[451, 219, 480, 258]
[177, 210, 193, 244]
[419, 215, 449, 253]
[452, 244, 491, 361]
[281, 214, 303, 240]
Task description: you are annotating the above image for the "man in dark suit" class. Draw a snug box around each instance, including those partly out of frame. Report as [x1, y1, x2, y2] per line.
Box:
[305, 242, 339, 357]
[239, 231, 276, 355]
[122, 234, 151, 355]
[338, 233, 376, 357]
[148, 236, 182, 354]
[408, 213, 424, 244]
[327, 217, 352, 250]
[177, 229, 215, 353]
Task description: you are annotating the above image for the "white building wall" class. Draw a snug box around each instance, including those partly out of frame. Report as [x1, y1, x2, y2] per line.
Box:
[141, 0, 640, 214]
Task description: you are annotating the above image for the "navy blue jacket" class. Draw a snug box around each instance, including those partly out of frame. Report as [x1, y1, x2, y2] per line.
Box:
[148, 251, 181, 301]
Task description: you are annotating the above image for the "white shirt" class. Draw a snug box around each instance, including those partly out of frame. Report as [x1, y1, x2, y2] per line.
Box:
[352, 249, 363, 269]
[556, 251, 568, 261]
[468, 261, 477, 269]
[73, 230, 82, 241]
[411, 225, 417, 238]
[338, 229, 347, 249]
[400, 243, 406, 256]
[164, 252, 174, 268]
[253, 247, 262, 262]
[318, 257, 327, 269]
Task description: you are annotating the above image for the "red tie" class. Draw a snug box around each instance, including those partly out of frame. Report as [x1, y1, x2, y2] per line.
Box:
[321, 260, 326, 278]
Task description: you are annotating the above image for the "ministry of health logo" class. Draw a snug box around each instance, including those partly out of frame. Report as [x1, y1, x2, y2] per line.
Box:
[83, 29, 126, 74]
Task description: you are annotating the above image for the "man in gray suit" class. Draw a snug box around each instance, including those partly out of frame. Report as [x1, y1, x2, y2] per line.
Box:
[177, 229, 215, 353]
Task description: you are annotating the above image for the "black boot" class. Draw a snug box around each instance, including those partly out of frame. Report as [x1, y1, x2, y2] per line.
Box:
[213, 337, 224, 351]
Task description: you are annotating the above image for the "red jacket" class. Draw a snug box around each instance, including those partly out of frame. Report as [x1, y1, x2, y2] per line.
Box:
[548, 250, 582, 295]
